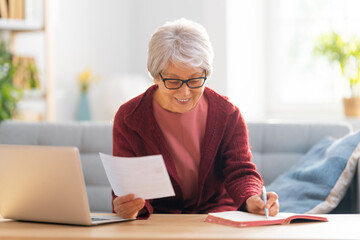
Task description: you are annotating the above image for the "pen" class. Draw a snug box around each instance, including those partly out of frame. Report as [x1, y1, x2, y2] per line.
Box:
[262, 186, 269, 219]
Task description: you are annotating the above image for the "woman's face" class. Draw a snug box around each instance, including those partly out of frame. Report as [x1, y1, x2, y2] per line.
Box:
[154, 63, 206, 113]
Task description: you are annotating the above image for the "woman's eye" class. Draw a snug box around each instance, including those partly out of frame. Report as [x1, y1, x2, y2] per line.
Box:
[168, 80, 181, 84]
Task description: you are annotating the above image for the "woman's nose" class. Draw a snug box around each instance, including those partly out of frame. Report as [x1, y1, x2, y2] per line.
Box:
[178, 83, 191, 95]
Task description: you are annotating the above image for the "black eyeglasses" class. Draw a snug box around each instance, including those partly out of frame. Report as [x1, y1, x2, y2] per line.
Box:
[159, 70, 207, 90]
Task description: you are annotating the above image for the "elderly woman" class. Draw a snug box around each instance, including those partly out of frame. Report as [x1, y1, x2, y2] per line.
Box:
[112, 18, 279, 219]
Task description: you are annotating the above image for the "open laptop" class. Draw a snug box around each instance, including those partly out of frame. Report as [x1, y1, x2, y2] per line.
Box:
[0, 144, 133, 226]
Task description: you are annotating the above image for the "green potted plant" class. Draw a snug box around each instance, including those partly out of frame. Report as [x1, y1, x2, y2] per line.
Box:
[313, 31, 360, 117]
[0, 41, 22, 122]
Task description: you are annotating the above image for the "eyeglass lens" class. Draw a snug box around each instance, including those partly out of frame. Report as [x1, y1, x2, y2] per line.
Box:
[160, 71, 207, 89]
[165, 78, 205, 89]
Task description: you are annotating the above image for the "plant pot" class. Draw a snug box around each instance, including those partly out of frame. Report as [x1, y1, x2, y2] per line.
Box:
[343, 97, 360, 117]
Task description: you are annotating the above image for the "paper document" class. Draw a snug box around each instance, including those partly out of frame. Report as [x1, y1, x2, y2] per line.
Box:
[99, 153, 175, 200]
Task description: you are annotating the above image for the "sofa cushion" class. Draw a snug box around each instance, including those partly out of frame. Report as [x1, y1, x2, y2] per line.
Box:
[247, 122, 352, 184]
[267, 130, 360, 214]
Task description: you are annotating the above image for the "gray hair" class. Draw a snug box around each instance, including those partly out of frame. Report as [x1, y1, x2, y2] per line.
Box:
[147, 18, 214, 79]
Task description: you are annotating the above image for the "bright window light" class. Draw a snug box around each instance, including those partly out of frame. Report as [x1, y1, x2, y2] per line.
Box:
[227, 0, 360, 120]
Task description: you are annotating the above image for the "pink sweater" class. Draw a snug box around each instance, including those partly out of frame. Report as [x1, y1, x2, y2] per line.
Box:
[153, 95, 208, 207]
[113, 85, 263, 217]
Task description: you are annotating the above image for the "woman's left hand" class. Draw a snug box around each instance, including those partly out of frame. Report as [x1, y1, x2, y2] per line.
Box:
[245, 191, 279, 216]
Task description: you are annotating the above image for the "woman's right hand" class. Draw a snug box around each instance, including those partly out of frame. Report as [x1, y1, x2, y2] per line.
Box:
[113, 193, 145, 219]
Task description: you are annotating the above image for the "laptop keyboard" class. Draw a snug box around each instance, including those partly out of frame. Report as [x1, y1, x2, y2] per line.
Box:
[91, 217, 110, 222]
[91, 215, 127, 222]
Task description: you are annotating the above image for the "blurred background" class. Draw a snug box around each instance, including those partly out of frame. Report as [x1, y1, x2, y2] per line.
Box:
[1, 0, 360, 125]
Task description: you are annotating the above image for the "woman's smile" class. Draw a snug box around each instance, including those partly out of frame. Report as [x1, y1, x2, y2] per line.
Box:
[175, 97, 191, 103]
[153, 62, 205, 113]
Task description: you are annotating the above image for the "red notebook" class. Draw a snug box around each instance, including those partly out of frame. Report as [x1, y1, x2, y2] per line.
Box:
[205, 211, 328, 227]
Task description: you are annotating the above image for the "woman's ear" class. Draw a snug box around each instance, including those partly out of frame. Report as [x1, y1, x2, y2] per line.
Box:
[153, 78, 159, 86]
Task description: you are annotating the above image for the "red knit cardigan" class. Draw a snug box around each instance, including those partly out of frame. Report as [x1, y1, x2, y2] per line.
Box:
[112, 85, 263, 217]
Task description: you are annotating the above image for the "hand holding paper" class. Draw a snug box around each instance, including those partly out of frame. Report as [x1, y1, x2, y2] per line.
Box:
[99, 153, 175, 200]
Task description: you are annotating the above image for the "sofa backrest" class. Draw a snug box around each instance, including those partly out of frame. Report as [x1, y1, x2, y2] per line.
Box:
[247, 121, 352, 184]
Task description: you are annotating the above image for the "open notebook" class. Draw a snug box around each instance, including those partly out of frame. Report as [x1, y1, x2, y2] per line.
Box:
[205, 211, 328, 227]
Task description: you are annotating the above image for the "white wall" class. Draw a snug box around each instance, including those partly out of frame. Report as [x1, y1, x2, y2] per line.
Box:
[226, 0, 266, 121]
[49, 0, 227, 121]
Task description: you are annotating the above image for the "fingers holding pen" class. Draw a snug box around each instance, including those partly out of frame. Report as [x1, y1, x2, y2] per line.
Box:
[265, 191, 279, 216]
[245, 195, 265, 215]
[245, 191, 279, 217]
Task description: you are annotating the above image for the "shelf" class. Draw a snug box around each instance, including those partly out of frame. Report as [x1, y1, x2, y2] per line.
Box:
[0, 0, 48, 122]
[0, 19, 43, 31]
[15, 97, 45, 121]
[0, 0, 44, 31]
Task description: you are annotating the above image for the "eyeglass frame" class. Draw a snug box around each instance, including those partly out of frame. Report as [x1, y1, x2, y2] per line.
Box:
[158, 70, 207, 90]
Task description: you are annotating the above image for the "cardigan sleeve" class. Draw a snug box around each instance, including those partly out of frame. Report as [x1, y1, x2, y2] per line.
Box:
[113, 107, 137, 157]
[221, 108, 263, 208]
[112, 108, 154, 218]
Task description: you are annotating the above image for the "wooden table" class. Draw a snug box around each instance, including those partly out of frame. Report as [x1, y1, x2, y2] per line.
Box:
[0, 213, 359, 240]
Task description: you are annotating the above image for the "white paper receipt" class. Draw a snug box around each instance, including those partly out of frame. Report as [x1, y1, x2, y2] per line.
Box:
[99, 153, 175, 200]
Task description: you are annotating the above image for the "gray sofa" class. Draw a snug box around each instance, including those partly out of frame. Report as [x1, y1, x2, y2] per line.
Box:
[0, 120, 358, 213]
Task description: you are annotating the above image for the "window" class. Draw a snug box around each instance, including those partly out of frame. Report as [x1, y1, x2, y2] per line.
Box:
[227, 0, 360, 120]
